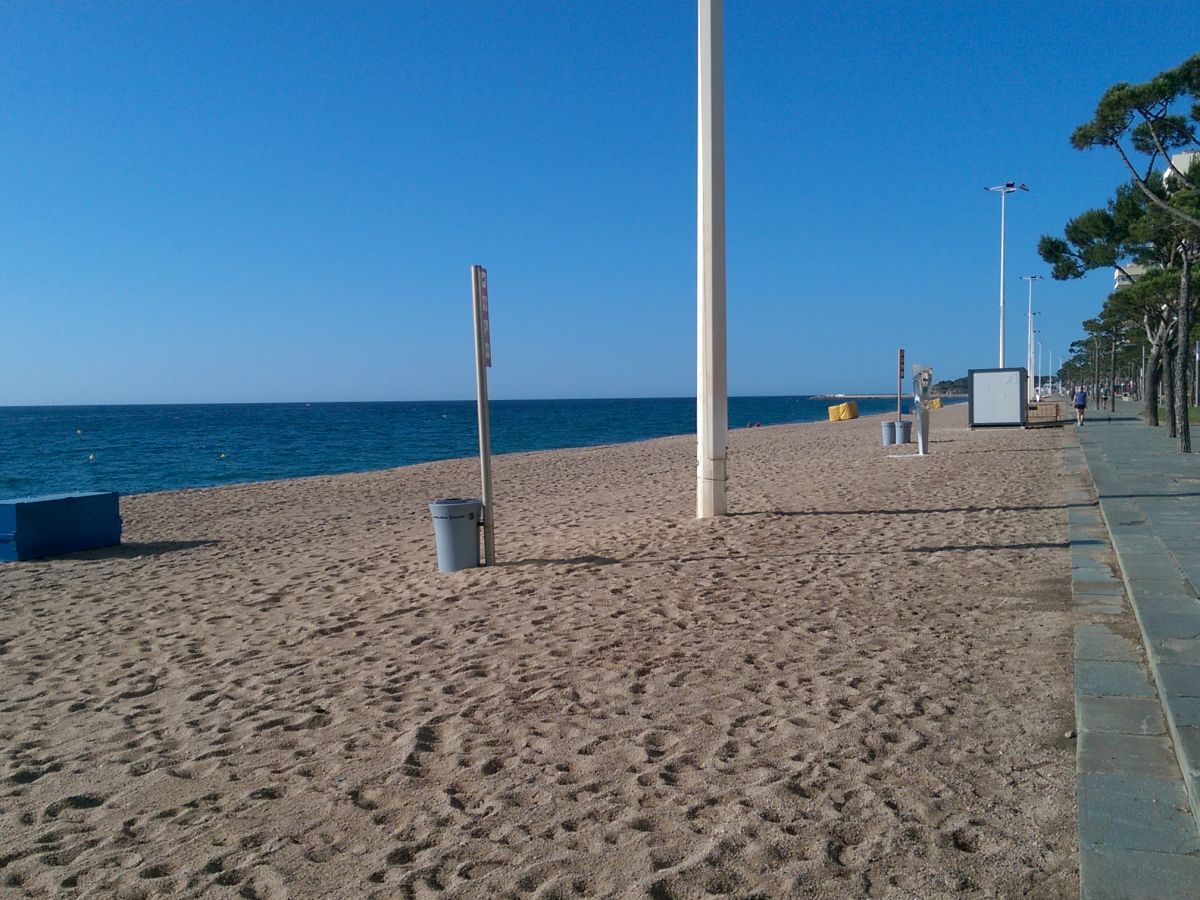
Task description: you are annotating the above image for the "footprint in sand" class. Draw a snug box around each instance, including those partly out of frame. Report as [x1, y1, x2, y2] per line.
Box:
[44, 794, 106, 819]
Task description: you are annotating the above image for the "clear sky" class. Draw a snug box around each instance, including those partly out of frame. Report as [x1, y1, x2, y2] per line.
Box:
[2, 2, 1195, 405]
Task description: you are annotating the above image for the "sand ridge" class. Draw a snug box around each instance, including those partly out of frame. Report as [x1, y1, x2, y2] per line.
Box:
[0, 405, 1078, 897]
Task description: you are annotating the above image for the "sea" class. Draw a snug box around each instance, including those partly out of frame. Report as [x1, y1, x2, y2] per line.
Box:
[0, 396, 930, 498]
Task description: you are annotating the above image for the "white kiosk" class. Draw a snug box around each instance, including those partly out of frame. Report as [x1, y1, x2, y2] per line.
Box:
[968, 368, 1028, 427]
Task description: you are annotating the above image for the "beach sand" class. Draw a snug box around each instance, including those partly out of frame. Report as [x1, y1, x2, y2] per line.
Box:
[0, 405, 1078, 898]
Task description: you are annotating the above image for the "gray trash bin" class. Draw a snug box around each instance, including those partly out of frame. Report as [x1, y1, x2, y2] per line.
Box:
[429, 498, 481, 572]
[895, 420, 912, 443]
[881, 421, 896, 445]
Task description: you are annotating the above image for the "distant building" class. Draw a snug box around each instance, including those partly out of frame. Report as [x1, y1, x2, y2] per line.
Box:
[1111, 152, 1195, 289]
[1114, 262, 1148, 290]
[1163, 151, 1198, 187]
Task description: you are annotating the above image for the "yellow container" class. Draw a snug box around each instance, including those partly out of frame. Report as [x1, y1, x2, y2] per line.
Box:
[827, 401, 859, 421]
[930, 398, 943, 410]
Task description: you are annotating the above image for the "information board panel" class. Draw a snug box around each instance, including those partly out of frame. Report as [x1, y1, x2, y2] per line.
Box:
[968, 368, 1027, 427]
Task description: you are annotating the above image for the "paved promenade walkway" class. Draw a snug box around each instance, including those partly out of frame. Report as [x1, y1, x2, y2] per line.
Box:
[1072, 401, 1200, 896]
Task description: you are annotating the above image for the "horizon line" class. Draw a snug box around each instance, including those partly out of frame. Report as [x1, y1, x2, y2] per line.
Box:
[0, 392, 942, 409]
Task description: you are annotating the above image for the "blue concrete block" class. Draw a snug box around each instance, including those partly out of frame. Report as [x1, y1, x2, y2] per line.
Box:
[1174, 727, 1200, 781]
[1076, 696, 1166, 736]
[1153, 637, 1200, 666]
[1074, 565, 1117, 582]
[1074, 581, 1126, 596]
[1075, 625, 1141, 662]
[1076, 661, 1156, 698]
[1134, 593, 1200, 616]
[1078, 732, 1181, 778]
[1074, 601, 1127, 617]
[0, 492, 121, 562]
[1137, 610, 1200, 641]
[1156, 664, 1200, 699]
[1171, 698, 1200, 728]
[1078, 774, 1200, 854]
[1080, 846, 1200, 899]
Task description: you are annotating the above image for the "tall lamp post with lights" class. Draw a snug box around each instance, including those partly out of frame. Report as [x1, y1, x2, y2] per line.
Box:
[986, 182, 1028, 367]
[1021, 274, 1043, 400]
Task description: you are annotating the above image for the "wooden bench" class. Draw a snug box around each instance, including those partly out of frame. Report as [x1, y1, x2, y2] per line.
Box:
[1026, 402, 1061, 426]
[0, 492, 122, 562]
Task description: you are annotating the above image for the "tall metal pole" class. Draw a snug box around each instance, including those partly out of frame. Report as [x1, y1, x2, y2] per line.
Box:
[986, 183, 1027, 368]
[999, 190, 1006, 367]
[471, 265, 496, 565]
[1021, 275, 1041, 400]
[697, 0, 727, 519]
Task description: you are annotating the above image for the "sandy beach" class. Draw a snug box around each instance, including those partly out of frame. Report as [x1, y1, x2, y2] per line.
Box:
[0, 405, 1078, 898]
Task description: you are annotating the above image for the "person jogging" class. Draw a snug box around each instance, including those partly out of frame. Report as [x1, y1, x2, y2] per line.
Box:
[1073, 386, 1088, 425]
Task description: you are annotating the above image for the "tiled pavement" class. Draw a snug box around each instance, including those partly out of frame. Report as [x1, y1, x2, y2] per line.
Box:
[1067, 402, 1200, 897]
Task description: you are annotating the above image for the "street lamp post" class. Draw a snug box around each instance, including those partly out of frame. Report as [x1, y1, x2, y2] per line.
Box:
[1021, 274, 1042, 400]
[986, 182, 1029, 367]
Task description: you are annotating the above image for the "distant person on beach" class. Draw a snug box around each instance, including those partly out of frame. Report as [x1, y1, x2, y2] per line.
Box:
[1073, 386, 1087, 425]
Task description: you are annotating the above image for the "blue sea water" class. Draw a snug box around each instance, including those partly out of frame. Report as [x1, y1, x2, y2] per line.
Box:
[0, 396, 928, 498]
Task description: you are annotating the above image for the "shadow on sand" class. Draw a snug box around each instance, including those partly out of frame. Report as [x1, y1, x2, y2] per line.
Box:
[731, 501, 1094, 517]
[59, 540, 218, 561]
[506, 540, 1070, 568]
[504, 554, 621, 568]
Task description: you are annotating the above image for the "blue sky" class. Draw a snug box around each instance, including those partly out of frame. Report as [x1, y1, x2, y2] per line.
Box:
[2, 2, 1195, 404]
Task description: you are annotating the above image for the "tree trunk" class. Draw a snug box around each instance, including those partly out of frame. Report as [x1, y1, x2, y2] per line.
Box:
[1142, 345, 1161, 429]
[1176, 254, 1193, 453]
[1166, 341, 1178, 438]
[1109, 339, 1117, 412]
[1092, 338, 1100, 410]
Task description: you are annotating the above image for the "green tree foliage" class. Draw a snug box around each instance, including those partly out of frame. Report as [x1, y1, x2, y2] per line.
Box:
[1051, 54, 1200, 450]
[932, 376, 967, 394]
[1071, 54, 1200, 231]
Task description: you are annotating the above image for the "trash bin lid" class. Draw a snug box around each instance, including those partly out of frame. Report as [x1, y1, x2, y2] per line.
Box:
[429, 497, 481, 508]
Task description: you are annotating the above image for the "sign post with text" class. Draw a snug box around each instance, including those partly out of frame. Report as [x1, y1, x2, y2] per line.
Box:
[471, 265, 495, 565]
[897, 348, 905, 420]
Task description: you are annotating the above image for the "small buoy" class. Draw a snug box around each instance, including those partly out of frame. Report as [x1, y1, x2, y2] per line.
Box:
[76, 428, 82, 435]
[220, 453, 226, 459]
[88, 453, 95, 461]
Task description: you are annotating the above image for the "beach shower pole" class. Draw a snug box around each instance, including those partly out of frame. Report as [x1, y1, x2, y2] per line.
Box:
[897, 348, 904, 420]
[471, 265, 496, 565]
[696, 0, 727, 518]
